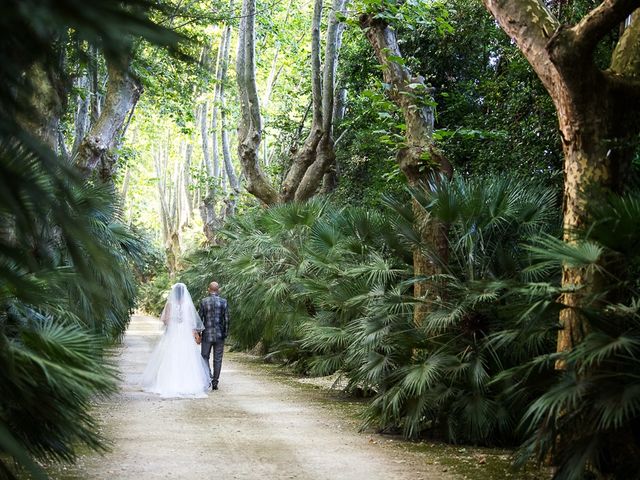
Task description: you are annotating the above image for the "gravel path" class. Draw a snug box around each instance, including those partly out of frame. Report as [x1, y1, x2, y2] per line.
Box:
[54, 315, 456, 480]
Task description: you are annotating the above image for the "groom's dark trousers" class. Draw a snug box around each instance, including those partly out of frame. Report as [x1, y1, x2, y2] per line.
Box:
[198, 292, 230, 388]
[201, 341, 224, 386]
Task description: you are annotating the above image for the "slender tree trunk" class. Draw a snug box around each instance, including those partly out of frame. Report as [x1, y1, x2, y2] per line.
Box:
[261, 43, 282, 167]
[89, 45, 101, 125]
[261, 0, 293, 168]
[236, 0, 279, 205]
[263, 43, 283, 113]
[155, 139, 184, 273]
[221, 105, 239, 192]
[211, 28, 227, 180]
[200, 4, 236, 242]
[235, 0, 349, 205]
[200, 103, 214, 177]
[321, 87, 348, 193]
[183, 141, 194, 220]
[72, 74, 91, 155]
[221, 105, 238, 217]
[294, 0, 350, 201]
[218, 10, 238, 201]
[360, 11, 453, 324]
[280, 0, 324, 202]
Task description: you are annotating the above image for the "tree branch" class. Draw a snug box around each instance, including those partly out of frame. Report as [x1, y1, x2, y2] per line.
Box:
[482, 0, 559, 86]
[573, 1, 638, 57]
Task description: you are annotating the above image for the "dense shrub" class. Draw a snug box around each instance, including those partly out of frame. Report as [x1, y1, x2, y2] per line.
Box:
[181, 175, 559, 444]
[0, 145, 145, 477]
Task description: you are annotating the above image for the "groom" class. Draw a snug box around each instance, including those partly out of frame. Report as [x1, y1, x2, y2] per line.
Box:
[198, 281, 230, 390]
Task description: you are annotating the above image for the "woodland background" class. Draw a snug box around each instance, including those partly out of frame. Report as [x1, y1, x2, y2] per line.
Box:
[2, 1, 640, 479]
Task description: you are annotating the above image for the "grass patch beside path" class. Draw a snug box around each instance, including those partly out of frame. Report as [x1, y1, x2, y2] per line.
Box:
[229, 351, 550, 480]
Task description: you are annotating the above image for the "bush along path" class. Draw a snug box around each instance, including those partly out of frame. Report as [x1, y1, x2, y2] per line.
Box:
[47, 315, 464, 480]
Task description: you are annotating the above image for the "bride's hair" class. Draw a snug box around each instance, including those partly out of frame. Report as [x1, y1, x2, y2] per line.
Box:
[174, 283, 184, 301]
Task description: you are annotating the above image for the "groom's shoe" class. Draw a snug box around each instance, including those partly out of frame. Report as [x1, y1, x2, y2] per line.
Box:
[211, 383, 218, 390]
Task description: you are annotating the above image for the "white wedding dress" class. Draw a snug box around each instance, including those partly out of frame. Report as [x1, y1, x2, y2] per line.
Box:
[142, 283, 210, 398]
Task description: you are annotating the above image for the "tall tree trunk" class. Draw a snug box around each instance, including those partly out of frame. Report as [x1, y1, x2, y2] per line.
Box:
[211, 28, 227, 180]
[72, 74, 91, 155]
[183, 140, 194, 221]
[75, 52, 142, 181]
[321, 86, 348, 193]
[263, 42, 283, 113]
[200, 102, 213, 177]
[294, 0, 350, 201]
[261, 0, 293, 167]
[261, 42, 281, 167]
[280, 0, 324, 202]
[235, 0, 349, 205]
[155, 139, 184, 273]
[89, 45, 101, 125]
[218, 10, 237, 197]
[482, 0, 640, 356]
[221, 96, 239, 217]
[236, 0, 279, 205]
[200, 4, 236, 242]
[221, 106, 239, 193]
[360, 11, 453, 325]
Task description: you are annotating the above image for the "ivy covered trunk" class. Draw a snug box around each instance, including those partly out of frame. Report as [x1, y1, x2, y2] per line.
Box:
[360, 13, 452, 325]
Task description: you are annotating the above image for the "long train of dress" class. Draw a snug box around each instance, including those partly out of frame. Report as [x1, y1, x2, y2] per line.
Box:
[141, 319, 210, 398]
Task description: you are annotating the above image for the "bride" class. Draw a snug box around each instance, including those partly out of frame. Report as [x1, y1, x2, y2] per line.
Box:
[142, 283, 210, 397]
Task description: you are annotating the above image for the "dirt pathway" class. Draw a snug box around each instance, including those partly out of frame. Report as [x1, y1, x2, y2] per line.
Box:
[53, 315, 456, 480]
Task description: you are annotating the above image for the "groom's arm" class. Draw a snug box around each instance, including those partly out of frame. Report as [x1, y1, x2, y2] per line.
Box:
[197, 299, 205, 323]
[223, 301, 230, 339]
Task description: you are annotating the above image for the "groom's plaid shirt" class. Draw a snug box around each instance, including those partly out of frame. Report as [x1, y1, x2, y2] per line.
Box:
[198, 293, 230, 343]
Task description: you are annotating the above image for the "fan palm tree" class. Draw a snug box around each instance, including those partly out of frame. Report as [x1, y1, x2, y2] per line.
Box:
[351, 175, 559, 443]
[0, 1, 178, 477]
[183, 175, 561, 447]
[497, 190, 640, 479]
[0, 142, 147, 478]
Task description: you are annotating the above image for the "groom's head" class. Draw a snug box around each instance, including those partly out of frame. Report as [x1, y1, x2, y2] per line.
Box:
[208, 281, 219, 294]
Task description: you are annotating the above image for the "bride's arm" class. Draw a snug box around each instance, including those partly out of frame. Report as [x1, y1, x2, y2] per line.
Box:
[160, 304, 171, 325]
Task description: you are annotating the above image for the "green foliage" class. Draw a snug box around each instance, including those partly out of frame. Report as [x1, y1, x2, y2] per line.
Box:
[0, 0, 179, 476]
[356, 175, 559, 444]
[138, 269, 172, 316]
[180, 175, 560, 448]
[499, 190, 640, 480]
[0, 142, 144, 477]
[335, 0, 566, 207]
[183, 178, 640, 476]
